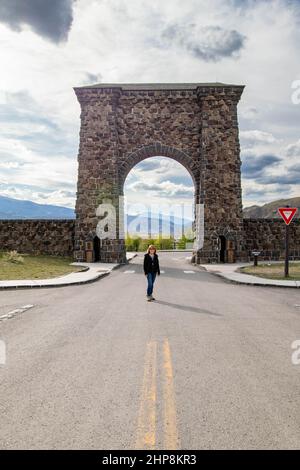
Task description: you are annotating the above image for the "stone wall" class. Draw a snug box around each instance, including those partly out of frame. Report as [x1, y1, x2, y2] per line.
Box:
[243, 218, 300, 260]
[0, 220, 75, 257]
[0, 218, 299, 262]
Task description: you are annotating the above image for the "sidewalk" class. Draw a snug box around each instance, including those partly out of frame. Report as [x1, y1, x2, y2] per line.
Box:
[0, 252, 137, 290]
[199, 262, 300, 288]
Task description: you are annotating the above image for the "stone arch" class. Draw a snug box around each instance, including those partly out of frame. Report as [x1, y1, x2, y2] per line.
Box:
[211, 226, 237, 240]
[119, 142, 200, 191]
[73, 83, 245, 264]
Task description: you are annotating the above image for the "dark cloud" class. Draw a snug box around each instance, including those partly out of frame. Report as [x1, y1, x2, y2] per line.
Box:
[241, 154, 282, 178]
[289, 163, 300, 172]
[243, 187, 270, 198]
[243, 185, 293, 202]
[0, 0, 75, 42]
[242, 152, 300, 186]
[133, 159, 164, 172]
[230, 0, 261, 7]
[160, 24, 246, 61]
[83, 72, 103, 85]
[286, 141, 300, 157]
[258, 173, 300, 186]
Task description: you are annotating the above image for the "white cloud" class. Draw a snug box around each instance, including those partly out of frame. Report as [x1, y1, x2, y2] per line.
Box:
[124, 157, 195, 210]
[240, 130, 279, 145]
[286, 139, 300, 157]
[0, 0, 299, 209]
[129, 180, 194, 197]
[0, 136, 77, 206]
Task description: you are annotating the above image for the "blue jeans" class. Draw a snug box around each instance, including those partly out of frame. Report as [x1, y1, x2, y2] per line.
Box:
[146, 272, 156, 296]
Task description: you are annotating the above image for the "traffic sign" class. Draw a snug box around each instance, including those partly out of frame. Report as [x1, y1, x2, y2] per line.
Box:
[278, 207, 298, 225]
[278, 206, 298, 277]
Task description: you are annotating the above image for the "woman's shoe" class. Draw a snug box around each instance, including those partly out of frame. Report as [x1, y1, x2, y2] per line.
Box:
[147, 295, 152, 301]
[150, 295, 156, 301]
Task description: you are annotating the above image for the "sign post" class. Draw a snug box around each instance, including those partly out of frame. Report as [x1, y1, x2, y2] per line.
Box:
[285, 222, 289, 278]
[278, 207, 298, 278]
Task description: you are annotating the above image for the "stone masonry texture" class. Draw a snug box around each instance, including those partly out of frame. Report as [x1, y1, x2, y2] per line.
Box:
[0, 218, 299, 262]
[0, 220, 75, 257]
[243, 218, 300, 260]
[73, 83, 245, 263]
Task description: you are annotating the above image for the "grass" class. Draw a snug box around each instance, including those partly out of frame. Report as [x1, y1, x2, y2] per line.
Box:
[0, 251, 85, 280]
[240, 261, 300, 280]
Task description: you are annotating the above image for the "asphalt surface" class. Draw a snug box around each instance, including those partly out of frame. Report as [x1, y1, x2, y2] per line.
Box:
[0, 252, 300, 450]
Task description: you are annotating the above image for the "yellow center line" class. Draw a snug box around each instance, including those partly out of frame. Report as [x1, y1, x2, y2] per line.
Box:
[162, 338, 180, 450]
[135, 340, 157, 449]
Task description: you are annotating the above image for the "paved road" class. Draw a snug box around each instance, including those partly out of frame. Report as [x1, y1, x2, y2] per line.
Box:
[0, 252, 300, 450]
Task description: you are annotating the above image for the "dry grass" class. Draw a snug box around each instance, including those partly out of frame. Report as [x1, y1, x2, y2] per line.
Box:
[0, 251, 84, 280]
[240, 262, 300, 280]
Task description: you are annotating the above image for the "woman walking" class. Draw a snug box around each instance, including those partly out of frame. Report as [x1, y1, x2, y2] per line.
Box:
[144, 244, 160, 301]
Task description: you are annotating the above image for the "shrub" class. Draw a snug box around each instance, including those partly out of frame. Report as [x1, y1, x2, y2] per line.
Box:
[177, 235, 187, 249]
[3, 250, 24, 264]
[154, 237, 175, 249]
[125, 235, 142, 251]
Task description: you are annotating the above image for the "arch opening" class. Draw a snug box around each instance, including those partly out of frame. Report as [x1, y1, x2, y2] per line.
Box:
[123, 155, 196, 253]
[93, 235, 100, 262]
[219, 235, 226, 263]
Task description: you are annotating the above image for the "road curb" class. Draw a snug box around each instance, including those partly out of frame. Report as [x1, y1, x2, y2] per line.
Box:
[0, 270, 111, 291]
[196, 264, 300, 288]
[0, 253, 138, 290]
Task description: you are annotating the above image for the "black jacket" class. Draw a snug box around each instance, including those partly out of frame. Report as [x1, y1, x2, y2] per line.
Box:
[144, 253, 160, 275]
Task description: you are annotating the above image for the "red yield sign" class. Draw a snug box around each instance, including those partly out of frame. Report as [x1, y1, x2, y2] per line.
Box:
[278, 207, 298, 225]
[278, 206, 298, 277]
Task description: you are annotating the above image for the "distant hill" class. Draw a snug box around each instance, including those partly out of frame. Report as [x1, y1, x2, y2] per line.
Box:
[0, 197, 194, 237]
[126, 213, 193, 238]
[2, 194, 299, 223]
[243, 197, 300, 218]
[0, 195, 75, 219]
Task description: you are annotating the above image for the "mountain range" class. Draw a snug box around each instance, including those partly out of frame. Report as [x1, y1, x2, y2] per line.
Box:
[0, 195, 75, 219]
[0, 195, 299, 226]
[0, 196, 193, 236]
[243, 197, 300, 218]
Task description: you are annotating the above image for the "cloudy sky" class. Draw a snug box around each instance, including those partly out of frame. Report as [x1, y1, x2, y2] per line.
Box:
[0, 0, 299, 212]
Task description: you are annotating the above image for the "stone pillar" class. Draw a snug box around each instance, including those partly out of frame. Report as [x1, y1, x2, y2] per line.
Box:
[195, 86, 245, 263]
[74, 87, 126, 263]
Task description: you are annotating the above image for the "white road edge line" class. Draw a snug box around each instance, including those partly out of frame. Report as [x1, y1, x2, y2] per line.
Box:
[0, 304, 34, 321]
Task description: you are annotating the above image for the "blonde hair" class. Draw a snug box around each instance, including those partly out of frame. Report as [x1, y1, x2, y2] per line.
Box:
[147, 244, 156, 254]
